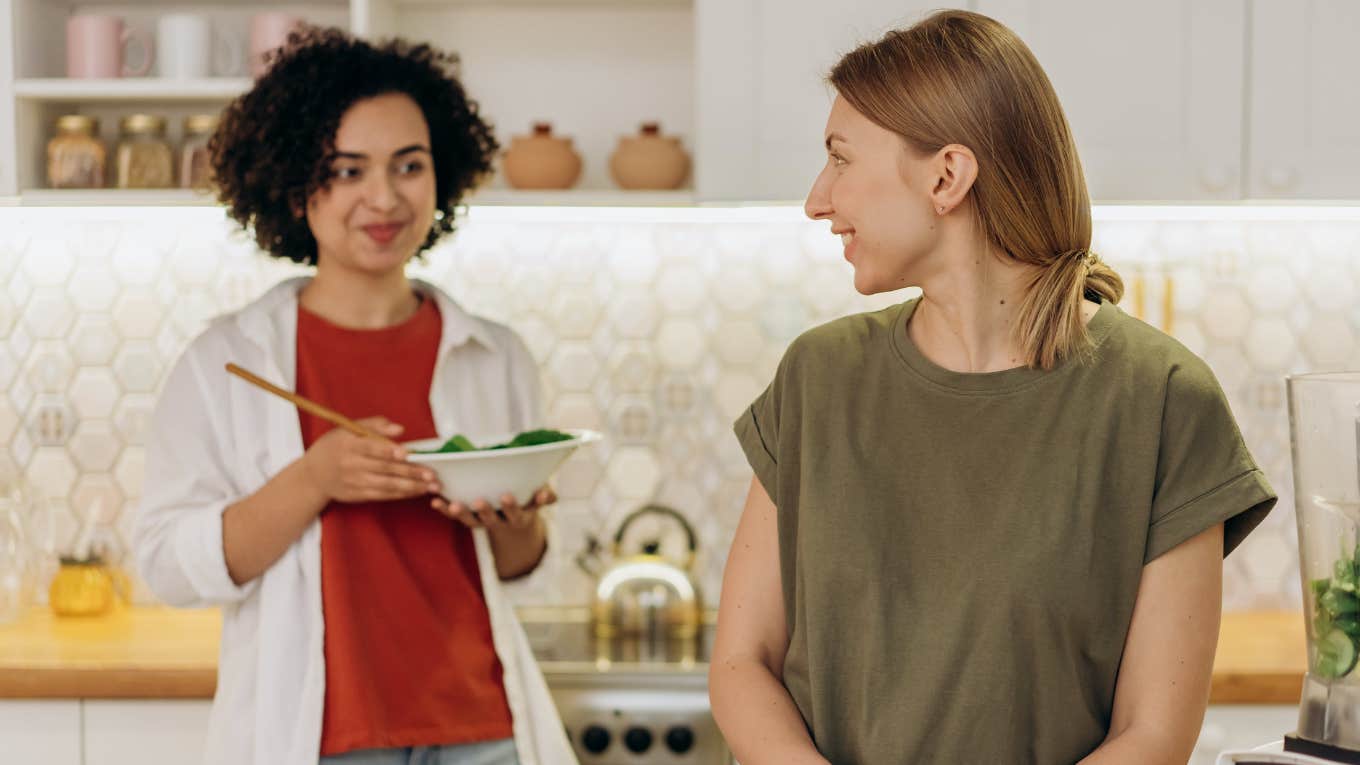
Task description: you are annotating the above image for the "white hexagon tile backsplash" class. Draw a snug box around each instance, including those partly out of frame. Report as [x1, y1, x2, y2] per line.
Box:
[2, 206, 1359, 611]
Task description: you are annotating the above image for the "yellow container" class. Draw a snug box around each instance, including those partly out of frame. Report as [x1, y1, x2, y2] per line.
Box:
[49, 560, 117, 617]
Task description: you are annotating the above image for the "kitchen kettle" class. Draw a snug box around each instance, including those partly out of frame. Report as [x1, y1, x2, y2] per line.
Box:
[576, 504, 701, 639]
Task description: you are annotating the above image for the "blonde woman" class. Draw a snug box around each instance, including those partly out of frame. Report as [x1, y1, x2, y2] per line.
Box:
[710, 11, 1277, 765]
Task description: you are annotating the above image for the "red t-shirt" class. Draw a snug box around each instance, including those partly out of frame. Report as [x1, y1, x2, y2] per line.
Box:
[295, 297, 514, 756]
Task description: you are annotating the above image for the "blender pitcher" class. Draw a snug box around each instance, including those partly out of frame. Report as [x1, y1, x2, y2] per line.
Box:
[1286, 371, 1360, 762]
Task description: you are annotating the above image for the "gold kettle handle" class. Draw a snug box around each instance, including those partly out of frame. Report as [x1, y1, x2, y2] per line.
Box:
[611, 504, 697, 570]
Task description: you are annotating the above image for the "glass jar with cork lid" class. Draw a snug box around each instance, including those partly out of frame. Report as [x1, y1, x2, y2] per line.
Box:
[46, 115, 107, 189]
[115, 114, 175, 189]
[180, 114, 219, 191]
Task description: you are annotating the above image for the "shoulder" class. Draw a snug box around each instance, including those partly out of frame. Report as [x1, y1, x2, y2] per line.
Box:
[1095, 304, 1222, 397]
[781, 302, 902, 371]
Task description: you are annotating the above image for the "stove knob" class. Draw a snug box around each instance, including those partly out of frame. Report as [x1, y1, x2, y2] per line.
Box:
[581, 725, 611, 754]
[623, 726, 653, 753]
[665, 725, 695, 753]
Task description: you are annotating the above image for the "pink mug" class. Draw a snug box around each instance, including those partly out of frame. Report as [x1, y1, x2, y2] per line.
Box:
[249, 13, 304, 77]
[66, 15, 152, 78]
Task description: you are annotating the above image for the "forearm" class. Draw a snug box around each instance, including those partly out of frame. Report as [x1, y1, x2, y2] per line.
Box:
[1078, 726, 1188, 765]
[488, 515, 547, 580]
[709, 655, 829, 765]
[222, 458, 329, 585]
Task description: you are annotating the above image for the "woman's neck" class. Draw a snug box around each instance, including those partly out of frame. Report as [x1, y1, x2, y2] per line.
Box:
[908, 241, 1098, 374]
[907, 236, 1038, 374]
[299, 264, 421, 329]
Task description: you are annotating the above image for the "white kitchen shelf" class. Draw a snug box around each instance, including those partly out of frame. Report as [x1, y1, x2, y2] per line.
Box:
[55, 0, 345, 4]
[18, 189, 217, 206]
[13, 188, 696, 208]
[14, 78, 250, 103]
[467, 189, 695, 206]
[388, 0, 687, 5]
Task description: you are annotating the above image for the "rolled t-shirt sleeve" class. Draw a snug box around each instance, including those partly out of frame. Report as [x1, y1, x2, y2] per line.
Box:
[734, 359, 787, 503]
[1146, 357, 1278, 563]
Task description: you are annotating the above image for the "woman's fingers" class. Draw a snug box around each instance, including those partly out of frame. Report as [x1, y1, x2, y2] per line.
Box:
[433, 497, 482, 528]
[471, 498, 500, 528]
[497, 493, 529, 528]
[347, 457, 438, 497]
[432, 489, 556, 530]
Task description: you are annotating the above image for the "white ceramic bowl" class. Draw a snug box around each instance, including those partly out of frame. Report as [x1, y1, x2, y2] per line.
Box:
[405, 429, 602, 506]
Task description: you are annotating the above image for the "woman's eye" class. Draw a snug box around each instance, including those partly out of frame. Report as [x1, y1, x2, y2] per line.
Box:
[332, 166, 361, 180]
[398, 160, 426, 175]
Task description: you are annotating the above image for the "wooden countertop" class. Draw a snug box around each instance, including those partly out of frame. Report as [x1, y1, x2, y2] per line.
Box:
[0, 607, 1308, 703]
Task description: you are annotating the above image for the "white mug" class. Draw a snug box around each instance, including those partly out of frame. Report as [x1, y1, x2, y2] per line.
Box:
[156, 13, 242, 78]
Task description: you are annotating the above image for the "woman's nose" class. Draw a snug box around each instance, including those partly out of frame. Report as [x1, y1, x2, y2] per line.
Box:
[804, 169, 833, 220]
[365, 172, 399, 211]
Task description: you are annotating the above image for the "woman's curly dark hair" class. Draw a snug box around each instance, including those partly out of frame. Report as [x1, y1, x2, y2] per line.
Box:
[209, 27, 498, 264]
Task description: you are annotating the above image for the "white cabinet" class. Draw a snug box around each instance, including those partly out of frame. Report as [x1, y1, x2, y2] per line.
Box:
[700, 0, 1251, 203]
[1247, 0, 1360, 199]
[696, 0, 945, 202]
[972, 0, 1247, 202]
[0, 699, 210, 765]
[82, 700, 212, 765]
[0, 700, 83, 765]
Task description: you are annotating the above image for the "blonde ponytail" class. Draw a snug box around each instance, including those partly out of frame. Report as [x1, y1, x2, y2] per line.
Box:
[1015, 251, 1125, 370]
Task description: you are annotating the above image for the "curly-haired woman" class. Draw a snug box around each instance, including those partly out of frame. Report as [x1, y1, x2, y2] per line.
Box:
[134, 28, 576, 765]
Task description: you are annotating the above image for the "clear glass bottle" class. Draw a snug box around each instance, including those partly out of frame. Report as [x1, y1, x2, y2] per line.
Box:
[46, 115, 106, 189]
[180, 114, 218, 191]
[115, 114, 175, 189]
[0, 478, 34, 625]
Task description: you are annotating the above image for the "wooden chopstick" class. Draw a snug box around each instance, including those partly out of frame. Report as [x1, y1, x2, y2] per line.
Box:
[225, 363, 396, 445]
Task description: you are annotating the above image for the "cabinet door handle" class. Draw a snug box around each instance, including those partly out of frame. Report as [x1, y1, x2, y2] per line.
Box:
[1264, 166, 1298, 192]
[1199, 165, 1234, 193]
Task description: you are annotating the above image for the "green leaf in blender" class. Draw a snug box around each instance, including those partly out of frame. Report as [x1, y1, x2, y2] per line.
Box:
[1313, 578, 1332, 600]
[1336, 615, 1360, 638]
[1321, 589, 1360, 616]
[1314, 627, 1358, 679]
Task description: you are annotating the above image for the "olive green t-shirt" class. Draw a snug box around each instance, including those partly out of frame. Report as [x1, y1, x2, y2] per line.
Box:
[733, 297, 1277, 765]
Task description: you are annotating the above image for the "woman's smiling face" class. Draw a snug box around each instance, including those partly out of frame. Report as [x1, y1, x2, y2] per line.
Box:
[306, 92, 436, 275]
[804, 95, 945, 295]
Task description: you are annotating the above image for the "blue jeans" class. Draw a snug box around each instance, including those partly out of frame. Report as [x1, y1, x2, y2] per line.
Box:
[320, 738, 519, 765]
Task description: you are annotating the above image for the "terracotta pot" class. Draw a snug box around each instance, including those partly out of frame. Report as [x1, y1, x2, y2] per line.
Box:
[502, 123, 582, 190]
[609, 122, 690, 190]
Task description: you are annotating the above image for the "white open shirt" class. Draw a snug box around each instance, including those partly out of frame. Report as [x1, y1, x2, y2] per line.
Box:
[134, 277, 577, 765]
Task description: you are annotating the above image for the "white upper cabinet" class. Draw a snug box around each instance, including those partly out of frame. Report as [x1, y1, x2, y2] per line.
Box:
[700, 0, 1250, 202]
[954, 0, 1248, 202]
[697, 0, 947, 202]
[1247, 0, 1360, 199]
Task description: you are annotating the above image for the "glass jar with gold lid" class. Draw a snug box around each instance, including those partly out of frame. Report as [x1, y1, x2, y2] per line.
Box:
[49, 556, 123, 617]
[179, 114, 218, 191]
[115, 114, 175, 189]
[46, 115, 106, 189]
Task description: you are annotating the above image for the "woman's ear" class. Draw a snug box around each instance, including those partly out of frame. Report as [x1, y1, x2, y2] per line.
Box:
[930, 143, 978, 216]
